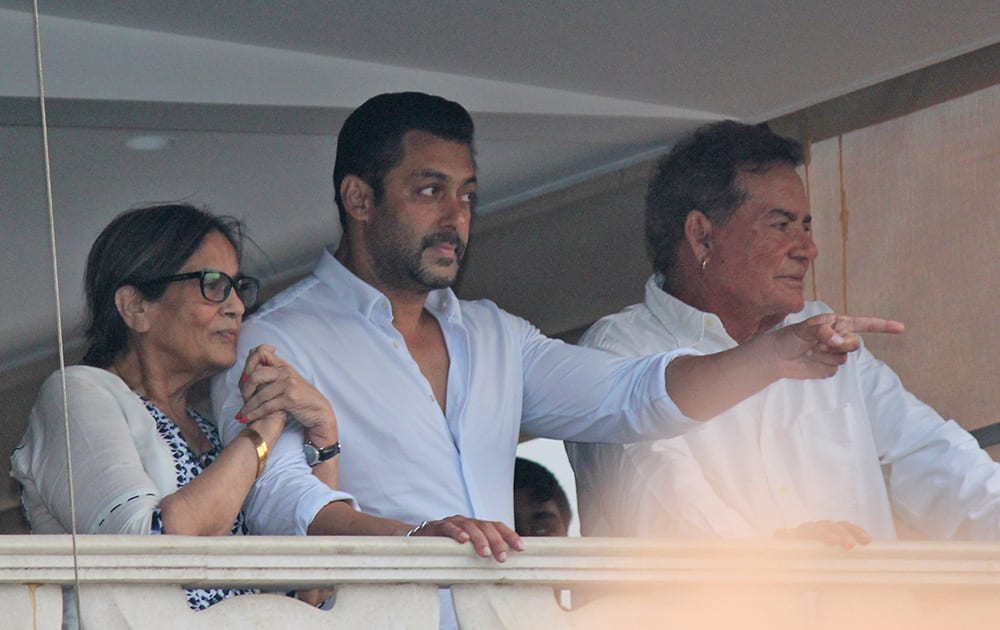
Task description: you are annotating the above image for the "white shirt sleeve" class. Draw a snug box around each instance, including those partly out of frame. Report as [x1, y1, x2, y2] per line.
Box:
[515, 316, 702, 442]
[11, 368, 163, 535]
[210, 321, 357, 536]
[860, 345, 1000, 539]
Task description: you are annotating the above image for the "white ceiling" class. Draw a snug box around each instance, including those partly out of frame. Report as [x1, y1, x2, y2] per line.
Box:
[2, 1, 999, 373]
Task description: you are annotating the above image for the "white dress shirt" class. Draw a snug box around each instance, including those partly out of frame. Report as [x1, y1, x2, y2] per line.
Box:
[567, 275, 1000, 540]
[210, 251, 698, 536]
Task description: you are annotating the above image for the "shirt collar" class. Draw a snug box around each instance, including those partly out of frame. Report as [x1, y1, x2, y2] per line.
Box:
[424, 285, 463, 324]
[313, 248, 463, 324]
[646, 273, 734, 347]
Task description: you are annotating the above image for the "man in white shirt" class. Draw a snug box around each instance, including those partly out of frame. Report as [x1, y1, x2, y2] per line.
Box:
[567, 120, 1000, 545]
[211, 95, 898, 624]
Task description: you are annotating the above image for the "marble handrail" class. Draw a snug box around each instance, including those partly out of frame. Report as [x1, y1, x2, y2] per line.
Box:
[3, 536, 1000, 628]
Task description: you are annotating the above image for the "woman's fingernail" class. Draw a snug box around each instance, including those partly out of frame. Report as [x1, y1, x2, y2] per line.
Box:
[235, 413, 247, 423]
[239, 372, 248, 384]
[498, 551, 508, 562]
[830, 333, 844, 345]
[480, 546, 490, 557]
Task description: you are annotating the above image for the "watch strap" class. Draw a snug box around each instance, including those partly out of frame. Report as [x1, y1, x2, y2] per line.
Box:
[304, 439, 341, 465]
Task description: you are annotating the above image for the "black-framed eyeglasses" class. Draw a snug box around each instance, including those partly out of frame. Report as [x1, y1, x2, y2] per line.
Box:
[135, 270, 260, 308]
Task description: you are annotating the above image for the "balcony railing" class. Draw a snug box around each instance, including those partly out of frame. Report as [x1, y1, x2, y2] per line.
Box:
[3, 535, 1000, 629]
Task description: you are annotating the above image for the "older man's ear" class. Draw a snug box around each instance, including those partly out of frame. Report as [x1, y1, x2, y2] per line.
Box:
[683, 210, 714, 263]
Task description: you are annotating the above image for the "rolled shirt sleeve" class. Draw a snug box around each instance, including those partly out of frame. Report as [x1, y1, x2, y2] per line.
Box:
[516, 319, 703, 442]
[211, 321, 357, 536]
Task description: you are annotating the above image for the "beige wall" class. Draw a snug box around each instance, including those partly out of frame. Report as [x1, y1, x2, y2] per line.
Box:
[805, 82, 1000, 429]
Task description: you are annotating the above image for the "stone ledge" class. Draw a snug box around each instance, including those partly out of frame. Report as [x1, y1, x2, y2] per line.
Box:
[5, 535, 1000, 589]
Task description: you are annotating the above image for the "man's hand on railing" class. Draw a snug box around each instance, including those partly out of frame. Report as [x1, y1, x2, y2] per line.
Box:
[775, 519, 872, 550]
[410, 514, 525, 562]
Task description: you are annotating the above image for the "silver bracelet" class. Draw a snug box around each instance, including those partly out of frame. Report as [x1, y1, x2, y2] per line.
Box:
[405, 520, 430, 537]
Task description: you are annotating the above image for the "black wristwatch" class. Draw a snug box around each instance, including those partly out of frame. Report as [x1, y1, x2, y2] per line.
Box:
[303, 440, 341, 466]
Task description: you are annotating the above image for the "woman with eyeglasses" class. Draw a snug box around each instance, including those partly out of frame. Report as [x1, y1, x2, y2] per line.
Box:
[11, 203, 343, 618]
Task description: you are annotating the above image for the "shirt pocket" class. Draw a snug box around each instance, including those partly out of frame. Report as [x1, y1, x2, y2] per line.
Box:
[783, 402, 875, 519]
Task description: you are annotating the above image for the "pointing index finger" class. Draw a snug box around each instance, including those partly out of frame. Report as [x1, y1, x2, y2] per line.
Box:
[847, 317, 905, 335]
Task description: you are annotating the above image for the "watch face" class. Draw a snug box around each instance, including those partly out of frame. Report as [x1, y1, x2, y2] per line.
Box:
[303, 441, 339, 466]
[303, 442, 319, 466]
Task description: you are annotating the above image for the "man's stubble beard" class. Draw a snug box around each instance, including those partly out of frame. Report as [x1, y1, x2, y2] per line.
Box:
[368, 210, 467, 293]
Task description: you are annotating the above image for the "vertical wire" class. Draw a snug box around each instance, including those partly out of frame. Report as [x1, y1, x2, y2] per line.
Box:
[30, 1, 84, 620]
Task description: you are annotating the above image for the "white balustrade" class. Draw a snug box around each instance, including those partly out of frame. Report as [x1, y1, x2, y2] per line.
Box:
[3, 536, 1000, 628]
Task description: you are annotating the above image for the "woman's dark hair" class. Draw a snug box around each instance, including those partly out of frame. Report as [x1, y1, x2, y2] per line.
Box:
[645, 120, 804, 279]
[82, 203, 244, 368]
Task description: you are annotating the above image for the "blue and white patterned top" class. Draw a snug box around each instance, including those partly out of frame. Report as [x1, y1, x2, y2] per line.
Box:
[140, 397, 256, 611]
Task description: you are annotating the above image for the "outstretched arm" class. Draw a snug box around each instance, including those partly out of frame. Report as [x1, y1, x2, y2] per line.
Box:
[666, 314, 905, 421]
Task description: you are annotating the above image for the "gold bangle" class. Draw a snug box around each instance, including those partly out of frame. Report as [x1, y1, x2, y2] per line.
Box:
[238, 427, 268, 479]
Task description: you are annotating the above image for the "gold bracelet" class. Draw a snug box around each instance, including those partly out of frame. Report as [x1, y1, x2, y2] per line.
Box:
[238, 427, 268, 479]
